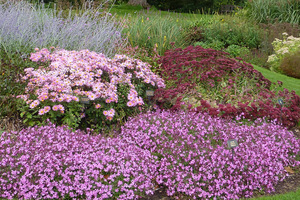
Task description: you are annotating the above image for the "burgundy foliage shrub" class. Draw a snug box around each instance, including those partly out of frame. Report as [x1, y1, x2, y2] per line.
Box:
[154, 46, 300, 128]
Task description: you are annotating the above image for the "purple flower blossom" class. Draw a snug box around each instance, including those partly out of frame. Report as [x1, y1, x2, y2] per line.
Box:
[0, 111, 299, 199]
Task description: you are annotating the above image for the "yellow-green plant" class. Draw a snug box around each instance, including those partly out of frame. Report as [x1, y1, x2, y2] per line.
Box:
[267, 32, 300, 73]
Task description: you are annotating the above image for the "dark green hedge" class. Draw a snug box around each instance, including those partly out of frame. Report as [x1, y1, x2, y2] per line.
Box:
[147, 0, 247, 13]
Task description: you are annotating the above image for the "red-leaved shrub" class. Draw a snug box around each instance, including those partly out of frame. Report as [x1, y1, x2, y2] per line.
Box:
[154, 46, 300, 128]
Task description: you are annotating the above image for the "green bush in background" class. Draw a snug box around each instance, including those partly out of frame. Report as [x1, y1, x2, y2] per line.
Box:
[147, 0, 246, 13]
[202, 18, 264, 49]
[225, 44, 250, 57]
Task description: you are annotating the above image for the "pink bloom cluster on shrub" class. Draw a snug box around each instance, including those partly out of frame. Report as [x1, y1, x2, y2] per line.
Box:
[19, 48, 165, 121]
[1, 111, 299, 199]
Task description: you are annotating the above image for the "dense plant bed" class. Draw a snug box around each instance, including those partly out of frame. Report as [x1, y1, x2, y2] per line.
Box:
[154, 46, 300, 128]
[1, 111, 299, 199]
[0, 123, 159, 199]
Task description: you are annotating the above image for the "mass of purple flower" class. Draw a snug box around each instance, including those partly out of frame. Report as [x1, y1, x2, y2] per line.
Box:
[1, 110, 299, 199]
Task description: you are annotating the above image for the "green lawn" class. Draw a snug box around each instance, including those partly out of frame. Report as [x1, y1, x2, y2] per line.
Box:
[249, 188, 300, 200]
[253, 65, 300, 96]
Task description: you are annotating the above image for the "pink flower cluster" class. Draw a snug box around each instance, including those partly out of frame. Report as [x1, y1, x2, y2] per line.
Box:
[18, 48, 165, 120]
[52, 104, 65, 113]
[103, 108, 115, 121]
[127, 88, 143, 107]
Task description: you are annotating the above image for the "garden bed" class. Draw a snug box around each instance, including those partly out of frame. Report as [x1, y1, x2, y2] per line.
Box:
[0, 1, 299, 199]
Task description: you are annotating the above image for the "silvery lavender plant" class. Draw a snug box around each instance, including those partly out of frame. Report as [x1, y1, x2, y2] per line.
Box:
[0, 0, 123, 59]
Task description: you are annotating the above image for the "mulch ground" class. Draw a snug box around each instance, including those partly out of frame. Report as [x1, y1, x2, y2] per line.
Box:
[1, 117, 300, 200]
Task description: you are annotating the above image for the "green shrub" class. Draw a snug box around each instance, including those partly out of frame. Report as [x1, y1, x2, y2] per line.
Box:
[194, 40, 225, 50]
[245, 0, 300, 24]
[184, 25, 204, 45]
[147, 0, 246, 13]
[279, 50, 300, 79]
[225, 44, 250, 58]
[202, 18, 264, 49]
[147, 0, 214, 13]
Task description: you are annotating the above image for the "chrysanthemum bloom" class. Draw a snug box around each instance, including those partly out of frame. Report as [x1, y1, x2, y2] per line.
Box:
[128, 94, 134, 100]
[29, 100, 40, 109]
[88, 93, 96, 101]
[108, 108, 115, 117]
[38, 109, 45, 115]
[103, 110, 108, 116]
[107, 116, 112, 121]
[43, 106, 51, 113]
[52, 105, 59, 111]
[136, 97, 144, 105]
[127, 101, 133, 107]
[58, 104, 64, 112]
[72, 96, 79, 102]
[95, 104, 101, 109]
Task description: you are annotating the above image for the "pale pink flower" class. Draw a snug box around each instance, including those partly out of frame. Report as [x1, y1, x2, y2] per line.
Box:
[128, 94, 134, 101]
[127, 101, 136, 107]
[38, 109, 45, 115]
[136, 97, 144, 105]
[103, 110, 109, 116]
[29, 100, 40, 109]
[43, 106, 51, 113]
[52, 105, 59, 111]
[57, 104, 64, 111]
[108, 108, 115, 117]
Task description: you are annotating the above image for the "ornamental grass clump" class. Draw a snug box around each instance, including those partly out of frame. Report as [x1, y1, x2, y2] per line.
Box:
[122, 110, 300, 199]
[124, 12, 189, 55]
[16, 48, 165, 130]
[0, 123, 159, 199]
[245, 0, 300, 24]
[0, 1, 123, 58]
[155, 45, 300, 128]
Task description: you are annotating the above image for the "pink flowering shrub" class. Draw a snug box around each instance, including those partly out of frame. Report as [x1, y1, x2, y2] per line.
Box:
[17, 48, 165, 130]
[0, 123, 159, 199]
[155, 46, 300, 128]
[122, 110, 300, 199]
[1, 111, 299, 199]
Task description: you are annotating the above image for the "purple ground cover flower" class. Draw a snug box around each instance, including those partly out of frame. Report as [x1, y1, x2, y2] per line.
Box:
[122, 110, 300, 199]
[0, 110, 299, 199]
[0, 123, 158, 199]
